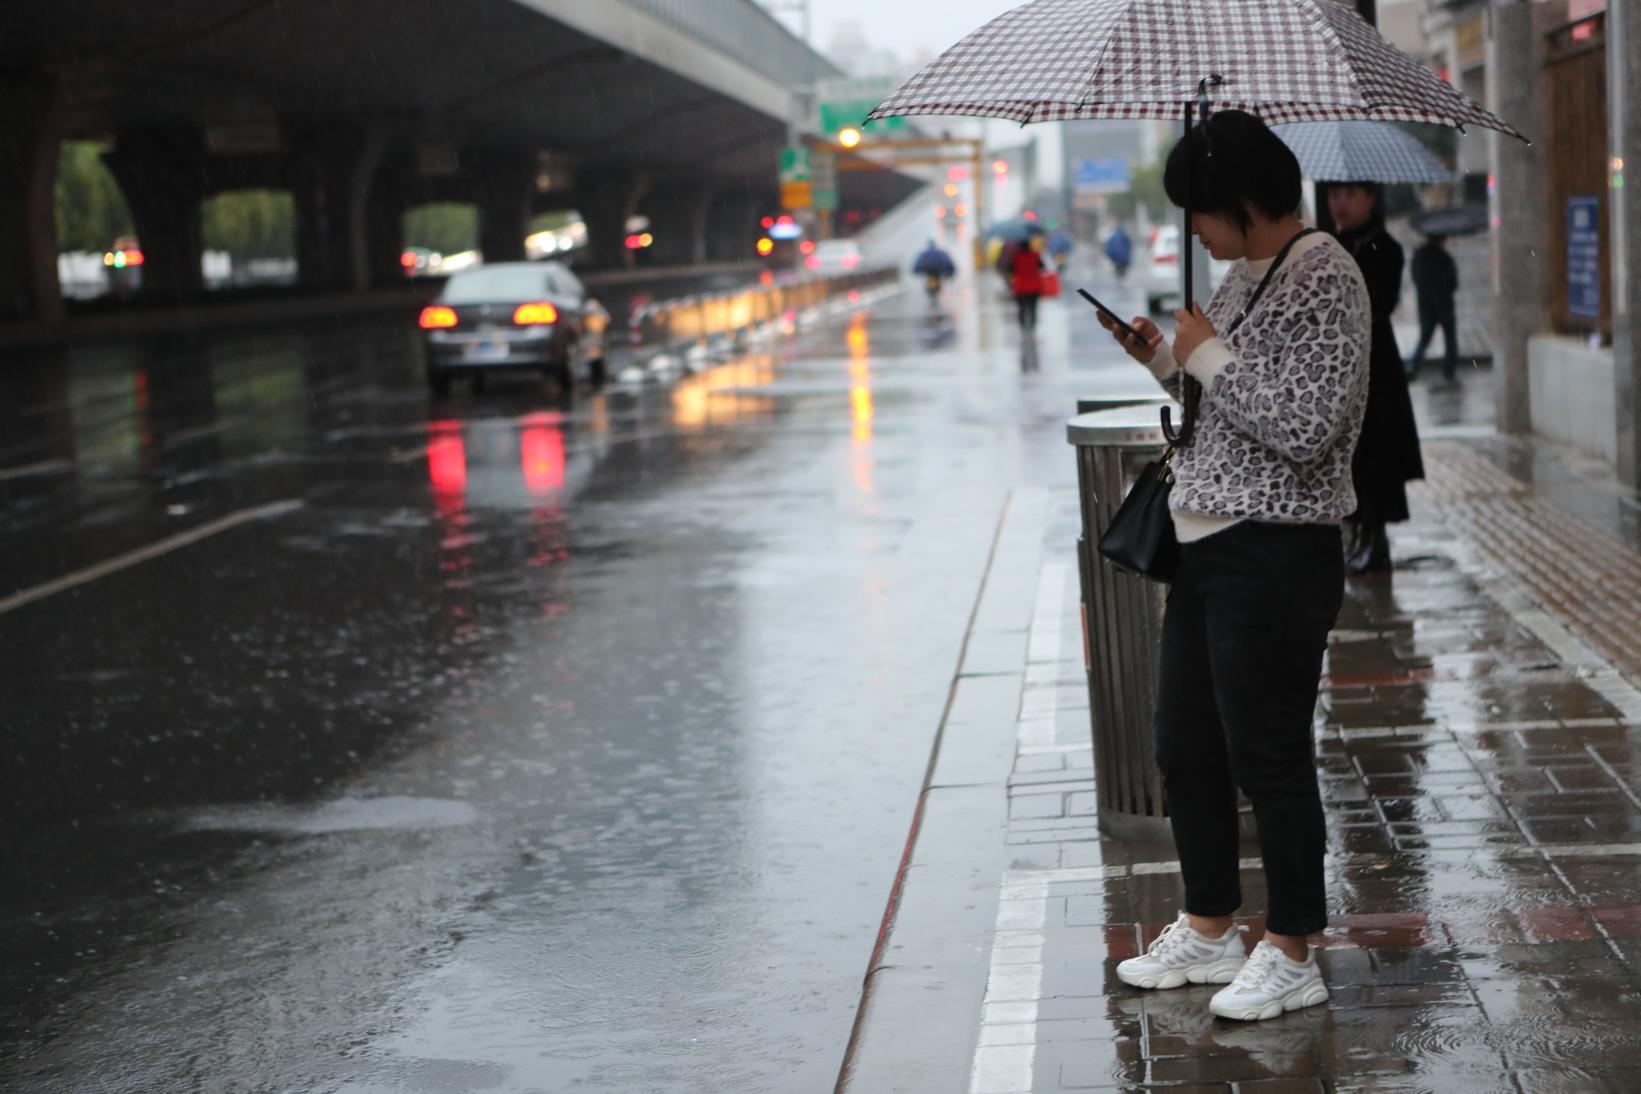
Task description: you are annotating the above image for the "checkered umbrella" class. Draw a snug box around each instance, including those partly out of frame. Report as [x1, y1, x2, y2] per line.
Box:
[1273, 121, 1453, 184]
[865, 0, 1525, 140]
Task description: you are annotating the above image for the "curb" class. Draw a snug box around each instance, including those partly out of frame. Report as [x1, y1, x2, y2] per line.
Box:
[835, 489, 1052, 1094]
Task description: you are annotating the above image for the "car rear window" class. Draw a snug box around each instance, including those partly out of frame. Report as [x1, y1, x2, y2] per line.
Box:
[443, 267, 552, 303]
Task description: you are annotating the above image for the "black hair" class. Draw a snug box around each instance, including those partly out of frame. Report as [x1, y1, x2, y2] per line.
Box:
[1332, 181, 1386, 227]
[1163, 109, 1303, 231]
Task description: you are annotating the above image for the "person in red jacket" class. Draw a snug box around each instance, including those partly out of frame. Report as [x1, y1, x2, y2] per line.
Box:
[1011, 234, 1047, 332]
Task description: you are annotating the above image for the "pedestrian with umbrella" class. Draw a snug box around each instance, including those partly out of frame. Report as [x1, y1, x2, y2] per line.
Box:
[1326, 182, 1426, 575]
[911, 238, 957, 305]
[1271, 122, 1449, 572]
[1010, 232, 1049, 335]
[1097, 109, 1370, 1020]
[867, 0, 1525, 1025]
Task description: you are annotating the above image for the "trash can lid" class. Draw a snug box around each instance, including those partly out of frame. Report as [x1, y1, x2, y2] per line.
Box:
[1066, 401, 1179, 447]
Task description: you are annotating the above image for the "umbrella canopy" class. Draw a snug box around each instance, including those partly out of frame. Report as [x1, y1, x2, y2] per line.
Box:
[1409, 205, 1489, 237]
[1273, 121, 1453, 184]
[867, 0, 1524, 140]
[987, 216, 1049, 242]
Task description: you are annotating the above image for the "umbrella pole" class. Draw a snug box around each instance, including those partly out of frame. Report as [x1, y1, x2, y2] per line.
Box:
[1182, 99, 1194, 308]
[1164, 99, 1195, 445]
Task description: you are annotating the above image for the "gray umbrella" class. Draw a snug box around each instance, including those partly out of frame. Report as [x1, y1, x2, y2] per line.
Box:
[1272, 121, 1453, 184]
[1409, 204, 1489, 237]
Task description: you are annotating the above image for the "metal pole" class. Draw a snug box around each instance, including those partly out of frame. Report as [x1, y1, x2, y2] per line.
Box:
[1182, 101, 1194, 309]
[973, 141, 986, 271]
[1489, 0, 1545, 435]
[1616, 0, 1641, 482]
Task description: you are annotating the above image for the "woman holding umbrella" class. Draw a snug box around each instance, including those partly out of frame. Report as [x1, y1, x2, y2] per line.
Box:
[865, 0, 1525, 1031]
[1328, 182, 1424, 574]
[1095, 110, 1371, 1022]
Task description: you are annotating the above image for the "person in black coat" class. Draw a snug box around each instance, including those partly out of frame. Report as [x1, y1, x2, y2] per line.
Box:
[1408, 234, 1459, 383]
[1327, 183, 1425, 574]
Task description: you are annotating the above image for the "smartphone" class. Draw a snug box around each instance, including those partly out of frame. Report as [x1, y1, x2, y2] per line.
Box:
[1076, 288, 1140, 342]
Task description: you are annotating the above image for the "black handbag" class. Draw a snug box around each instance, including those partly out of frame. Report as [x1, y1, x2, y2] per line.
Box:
[1097, 444, 1179, 579]
[1096, 228, 1317, 582]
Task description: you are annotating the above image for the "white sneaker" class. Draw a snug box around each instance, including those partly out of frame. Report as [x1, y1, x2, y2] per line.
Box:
[1209, 939, 1328, 1021]
[1115, 912, 1247, 990]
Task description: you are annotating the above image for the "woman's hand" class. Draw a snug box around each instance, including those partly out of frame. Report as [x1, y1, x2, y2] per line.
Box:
[1173, 303, 1218, 364]
[1095, 310, 1164, 365]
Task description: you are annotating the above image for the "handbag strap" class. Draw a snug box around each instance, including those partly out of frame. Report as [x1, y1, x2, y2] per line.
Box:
[1225, 227, 1317, 336]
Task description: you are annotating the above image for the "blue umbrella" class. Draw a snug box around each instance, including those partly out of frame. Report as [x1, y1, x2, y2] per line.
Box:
[986, 216, 1048, 243]
[1272, 121, 1453, 184]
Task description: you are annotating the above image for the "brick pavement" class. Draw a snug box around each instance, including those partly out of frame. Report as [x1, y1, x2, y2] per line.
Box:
[961, 436, 1641, 1093]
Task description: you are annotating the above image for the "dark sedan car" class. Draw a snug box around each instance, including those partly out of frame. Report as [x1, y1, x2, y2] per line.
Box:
[419, 261, 607, 395]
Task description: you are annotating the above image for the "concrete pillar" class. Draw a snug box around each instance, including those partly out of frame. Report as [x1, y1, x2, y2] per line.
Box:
[468, 151, 536, 264]
[645, 180, 716, 266]
[1615, 0, 1641, 484]
[290, 124, 385, 292]
[575, 173, 649, 269]
[703, 183, 765, 263]
[0, 72, 65, 323]
[1488, 0, 1549, 435]
[104, 127, 209, 302]
[364, 166, 410, 288]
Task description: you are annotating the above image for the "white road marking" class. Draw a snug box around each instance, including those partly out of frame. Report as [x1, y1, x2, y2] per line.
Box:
[0, 458, 74, 482]
[0, 499, 305, 616]
[970, 560, 1077, 1094]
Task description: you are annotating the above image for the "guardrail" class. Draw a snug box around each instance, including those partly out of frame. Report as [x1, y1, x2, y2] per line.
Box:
[627, 265, 899, 358]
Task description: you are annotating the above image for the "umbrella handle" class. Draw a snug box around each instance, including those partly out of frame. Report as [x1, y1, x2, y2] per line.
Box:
[1167, 75, 1221, 449]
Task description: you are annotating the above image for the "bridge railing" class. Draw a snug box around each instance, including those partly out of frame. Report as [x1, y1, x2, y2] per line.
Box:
[628, 265, 897, 358]
[624, 0, 839, 88]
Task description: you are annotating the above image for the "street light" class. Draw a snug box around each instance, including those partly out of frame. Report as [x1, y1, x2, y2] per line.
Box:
[838, 127, 862, 150]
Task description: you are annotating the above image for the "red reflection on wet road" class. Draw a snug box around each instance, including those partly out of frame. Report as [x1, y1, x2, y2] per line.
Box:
[519, 417, 565, 495]
[426, 423, 468, 498]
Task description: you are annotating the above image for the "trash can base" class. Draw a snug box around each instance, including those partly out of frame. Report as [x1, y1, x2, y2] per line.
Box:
[1097, 810, 1174, 844]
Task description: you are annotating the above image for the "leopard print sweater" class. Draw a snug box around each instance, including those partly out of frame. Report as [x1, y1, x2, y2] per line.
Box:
[1155, 235, 1371, 524]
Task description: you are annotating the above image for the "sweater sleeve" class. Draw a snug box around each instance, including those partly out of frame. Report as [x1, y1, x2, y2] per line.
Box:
[1145, 340, 1184, 399]
[1197, 261, 1369, 464]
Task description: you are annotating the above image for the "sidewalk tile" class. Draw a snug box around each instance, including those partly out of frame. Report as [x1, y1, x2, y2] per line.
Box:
[909, 427, 1641, 1092]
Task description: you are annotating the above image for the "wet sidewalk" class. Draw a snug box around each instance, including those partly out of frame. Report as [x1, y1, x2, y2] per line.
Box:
[843, 411, 1641, 1092]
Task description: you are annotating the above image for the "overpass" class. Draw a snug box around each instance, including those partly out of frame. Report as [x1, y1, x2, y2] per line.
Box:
[0, 0, 920, 324]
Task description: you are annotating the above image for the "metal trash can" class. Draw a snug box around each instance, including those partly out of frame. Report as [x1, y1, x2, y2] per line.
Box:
[1066, 400, 1177, 842]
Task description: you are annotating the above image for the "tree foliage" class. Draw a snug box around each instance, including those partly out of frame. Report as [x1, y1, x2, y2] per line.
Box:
[404, 203, 478, 254]
[1106, 153, 1168, 224]
[201, 190, 296, 260]
[54, 142, 133, 252]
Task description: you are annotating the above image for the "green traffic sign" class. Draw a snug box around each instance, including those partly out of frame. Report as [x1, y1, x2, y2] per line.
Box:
[818, 101, 903, 135]
[778, 146, 811, 183]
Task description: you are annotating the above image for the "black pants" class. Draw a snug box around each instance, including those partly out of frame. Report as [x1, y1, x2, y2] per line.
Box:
[1154, 520, 1343, 937]
[1015, 292, 1039, 331]
[1409, 299, 1457, 381]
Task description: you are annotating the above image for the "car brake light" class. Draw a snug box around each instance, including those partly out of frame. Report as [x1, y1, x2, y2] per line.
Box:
[1155, 254, 1178, 265]
[419, 305, 458, 329]
[805, 256, 820, 270]
[513, 302, 559, 325]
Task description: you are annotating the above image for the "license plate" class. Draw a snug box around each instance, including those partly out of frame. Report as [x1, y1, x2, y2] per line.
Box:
[466, 338, 510, 361]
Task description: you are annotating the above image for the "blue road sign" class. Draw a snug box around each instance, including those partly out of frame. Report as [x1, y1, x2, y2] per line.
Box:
[1567, 196, 1601, 320]
[1073, 158, 1130, 194]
